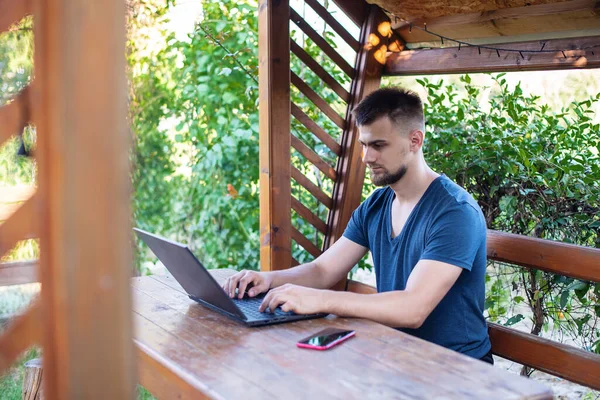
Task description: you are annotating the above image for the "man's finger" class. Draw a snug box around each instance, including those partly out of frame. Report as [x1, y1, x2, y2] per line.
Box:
[237, 274, 254, 299]
[259, 292, 272, 312]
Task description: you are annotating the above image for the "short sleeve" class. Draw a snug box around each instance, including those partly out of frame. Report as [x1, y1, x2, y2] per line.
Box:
[420, 204, 485, 271]
[342, 201, 369, 248]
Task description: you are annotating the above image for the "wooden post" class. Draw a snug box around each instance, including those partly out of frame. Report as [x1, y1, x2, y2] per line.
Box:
[258, 0, 292, 271]
[33, 0, 136, 398]
[22, 358, 44, 400]
[325, 5, 389, 251]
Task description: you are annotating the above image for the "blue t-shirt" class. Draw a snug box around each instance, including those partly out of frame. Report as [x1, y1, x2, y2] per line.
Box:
[343, 175, 491, 359]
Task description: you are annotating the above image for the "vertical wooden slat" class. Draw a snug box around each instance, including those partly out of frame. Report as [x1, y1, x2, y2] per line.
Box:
[259, 0, 292, 272]
[325, 6, 388, 263]
[34, 0, 135, 398]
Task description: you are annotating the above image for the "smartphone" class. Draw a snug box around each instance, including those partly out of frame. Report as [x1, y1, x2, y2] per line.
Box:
[296, 328, 355, 350]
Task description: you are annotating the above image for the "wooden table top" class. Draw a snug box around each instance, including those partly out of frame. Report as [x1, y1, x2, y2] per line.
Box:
[132, 269, 553, 400]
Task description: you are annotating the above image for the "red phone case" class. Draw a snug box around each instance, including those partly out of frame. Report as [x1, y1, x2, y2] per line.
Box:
[296, 330, 355, 350]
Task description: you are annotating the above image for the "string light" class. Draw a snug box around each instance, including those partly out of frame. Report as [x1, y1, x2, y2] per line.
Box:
[381, 7, 600, 58]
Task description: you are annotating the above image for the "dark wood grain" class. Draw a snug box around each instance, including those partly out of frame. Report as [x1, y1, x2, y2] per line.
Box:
[259, 0, 292, 272]
[487, 229, 600, 283]
[291, 72, 346, 129]
[331, 0, 367, 28]
[291, 102, 341, 156]
[290, 8, 355, 78]
[385, 36, 600, 75]
[291, 196, 328, 235]
[291, 135, 337, 181]
[291, 166, 333, 209]
[325, 5, 387, 260]
[131, 271, 553, 399]
[303, 0, 360, 51]
[291, 226, 323, 258]
[291, 40, 351, 103]
[489, 322, 600, 391]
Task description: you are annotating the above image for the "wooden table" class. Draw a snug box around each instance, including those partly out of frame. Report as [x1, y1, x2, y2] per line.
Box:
[132, 270, 553, 400]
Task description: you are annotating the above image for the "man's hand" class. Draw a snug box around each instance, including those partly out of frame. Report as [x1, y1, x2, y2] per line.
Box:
[222, 270, 273, 299]
[259, 284, 329, 315]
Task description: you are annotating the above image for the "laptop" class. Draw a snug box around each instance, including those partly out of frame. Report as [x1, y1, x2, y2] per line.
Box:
[134, 228, 327, 327]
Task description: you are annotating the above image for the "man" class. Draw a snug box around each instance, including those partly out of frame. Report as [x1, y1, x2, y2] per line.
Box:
[223, 87, 492, 363]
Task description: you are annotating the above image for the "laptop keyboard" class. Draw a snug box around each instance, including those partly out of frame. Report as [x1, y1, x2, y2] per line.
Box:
[231, 296, 296, 320]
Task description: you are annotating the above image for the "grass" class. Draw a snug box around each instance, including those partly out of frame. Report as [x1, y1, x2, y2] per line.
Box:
[0, 349, 156, 399]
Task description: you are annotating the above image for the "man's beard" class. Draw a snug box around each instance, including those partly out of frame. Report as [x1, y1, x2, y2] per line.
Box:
[370, 164, 407, 186]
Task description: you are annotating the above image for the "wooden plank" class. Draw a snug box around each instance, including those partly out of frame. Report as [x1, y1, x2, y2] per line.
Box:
[291, 135, 337, 181]
[0, 194, 38, 258]
[0, 260, 38, 286]
[290, 8, 355, 78]
[489, 322, 600, 391]
[0, 299, 40, 375]
[0, 86, 31, 147]
[0, 0, 31, 32]
[291, 226, 322, 258]
[291, 102, 341, 156]
[487, 229, 600, 283]
[34, 0, 135, 397]
[291, 196, 328, 235]
[385, 36, 600, 75]
[291, 72, 346, 129]
[331, 0, 368, 27]
[259, 0, 292, 272]
[135, 341, 215, 400]
[291, 40, 351, 103]
[291, 166, 333, 209]
[325, 5, 387, 252]
[372, 0, 581, 19]
[141, 273, 554, 399]
[393, 0, 600, 44]
[303, 0, 360, 51]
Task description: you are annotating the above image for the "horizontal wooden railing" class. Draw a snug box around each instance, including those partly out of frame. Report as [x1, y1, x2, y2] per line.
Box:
[346, 229, 600, 390]
[0, 260, 38, 286]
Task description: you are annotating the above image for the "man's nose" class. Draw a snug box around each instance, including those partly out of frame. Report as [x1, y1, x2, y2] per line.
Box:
[362, 147, 375, 163]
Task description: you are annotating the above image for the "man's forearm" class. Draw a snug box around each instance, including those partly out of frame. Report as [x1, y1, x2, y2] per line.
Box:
[269, 262, 333, 290]
[322, 290, 425, 329]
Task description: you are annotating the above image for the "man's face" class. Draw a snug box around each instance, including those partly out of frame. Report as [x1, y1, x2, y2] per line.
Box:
[358, 116, 412, 187]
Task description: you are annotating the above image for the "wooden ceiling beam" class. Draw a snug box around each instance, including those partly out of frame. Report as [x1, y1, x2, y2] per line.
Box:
[385, 36, 600, 75]
[390, 0, 600, 44]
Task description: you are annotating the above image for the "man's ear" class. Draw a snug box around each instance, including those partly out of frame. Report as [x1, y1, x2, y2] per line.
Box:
[408, 129, 424, 152]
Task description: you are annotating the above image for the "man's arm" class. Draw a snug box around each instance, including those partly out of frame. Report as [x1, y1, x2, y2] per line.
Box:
[261, 259, 462, 328]
[224, 237, 367, 299]
[270, 237, 368, 289]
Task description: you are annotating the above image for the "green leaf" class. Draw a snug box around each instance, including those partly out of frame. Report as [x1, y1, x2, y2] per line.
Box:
[559, 290, 569, 309]
[504, 314, 524, 326]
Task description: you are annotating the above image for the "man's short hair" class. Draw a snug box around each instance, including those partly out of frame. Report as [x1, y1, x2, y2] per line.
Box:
[352, 87, 424, 131]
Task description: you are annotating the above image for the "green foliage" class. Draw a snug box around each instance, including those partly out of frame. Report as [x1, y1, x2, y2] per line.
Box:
[0, 348, 40, 400]
[0, 18, 35, 188]
[414, 75, 600, 352]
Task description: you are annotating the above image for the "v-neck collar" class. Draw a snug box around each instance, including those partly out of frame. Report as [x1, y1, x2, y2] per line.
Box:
[388, 175, 444, 241]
